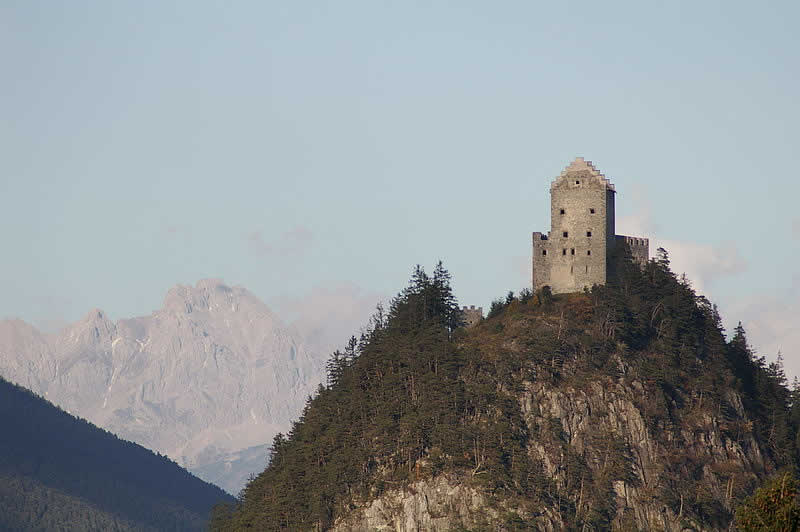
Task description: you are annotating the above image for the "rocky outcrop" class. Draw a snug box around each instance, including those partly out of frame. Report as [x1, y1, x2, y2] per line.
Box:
[520, 380, 765, 530]
[332, 376, 768, 531]
[0, 279, 327, 494]
[332, 475, 495, 532]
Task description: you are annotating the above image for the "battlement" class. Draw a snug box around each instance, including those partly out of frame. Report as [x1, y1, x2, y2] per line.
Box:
[617, 235, 649, 247]
[460, 305, 483, 327]
[615, 235, 650, 265]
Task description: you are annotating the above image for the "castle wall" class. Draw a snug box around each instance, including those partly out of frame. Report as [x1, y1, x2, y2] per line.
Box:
[615, 235, 650, 266]
[606, 188, 616, 251]
[532, 232, 551, 292]
[545, 175, 611, 293]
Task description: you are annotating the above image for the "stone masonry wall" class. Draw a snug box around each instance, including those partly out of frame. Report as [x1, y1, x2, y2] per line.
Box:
[547, 175, 612, 293]
[532, 232, 551, 291]
[616, 235, 650, 266]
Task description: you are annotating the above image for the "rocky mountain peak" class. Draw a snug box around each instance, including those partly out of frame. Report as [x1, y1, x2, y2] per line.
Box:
[0, 280, 327, 494]
[57, 308, 116, 349]
[161, 279, 272, 320]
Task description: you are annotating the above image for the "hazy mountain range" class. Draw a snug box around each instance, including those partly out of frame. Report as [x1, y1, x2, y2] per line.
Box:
[0, 279, 328, 494]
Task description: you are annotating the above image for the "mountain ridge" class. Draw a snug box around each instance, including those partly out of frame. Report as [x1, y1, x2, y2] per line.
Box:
[0, 374, 233, 531]
[0, 278, 328, 494]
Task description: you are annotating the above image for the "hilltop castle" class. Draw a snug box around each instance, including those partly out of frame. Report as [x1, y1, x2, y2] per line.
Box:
[532, 158, 649, 294]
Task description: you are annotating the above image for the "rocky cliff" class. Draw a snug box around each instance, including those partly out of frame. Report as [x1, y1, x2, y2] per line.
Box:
[332, 376, 767, 531]
[0, 279, 327, 494]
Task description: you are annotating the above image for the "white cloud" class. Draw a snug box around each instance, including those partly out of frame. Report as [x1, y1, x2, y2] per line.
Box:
[617, 209, 746, 295]
[653, 239, 745, 295]
[728, 284, 800, 380]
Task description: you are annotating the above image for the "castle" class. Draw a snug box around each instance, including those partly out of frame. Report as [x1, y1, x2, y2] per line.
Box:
[460, 305, 483, 327]
[532, 157, 649, 294]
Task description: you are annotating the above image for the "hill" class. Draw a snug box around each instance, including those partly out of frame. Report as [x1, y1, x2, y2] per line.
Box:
[0, 375, 233, 531]
[0, 279, 326, 494]
[213, 253, 798, 531]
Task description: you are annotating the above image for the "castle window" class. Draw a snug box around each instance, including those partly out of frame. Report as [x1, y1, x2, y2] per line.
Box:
[590, 208, 595, 214]
[585, 265, 588, 273]
[563, 231, 568, 238]
[560, 208, 565, 215]
[575, 180, 580, 185]
[587, 231, 592, 237]
[571, 248, 575, 255]
[542, 250, 547, 256]
[587, 250, 591, 255]
[562, 249, 566, 256]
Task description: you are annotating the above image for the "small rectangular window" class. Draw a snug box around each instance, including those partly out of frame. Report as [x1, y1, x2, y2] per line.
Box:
[587, 250, 591, 256]
[563, 231, 568, 238]
[590, 208, 595, 214]
[542, 250, 547, 256]
[587, 231, 592, 237]
[560, 209, 565, 215]
[562, 249, 566, 255]
[575, 180, 580, 185]
[571, 248, 575, 255]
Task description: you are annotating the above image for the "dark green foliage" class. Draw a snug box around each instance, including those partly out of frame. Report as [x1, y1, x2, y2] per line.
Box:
[215, 254, 798, 531]
[223, 264, 475, 530]
[0, 376, 233, 531]
[735, 472, 800, 531]
[488, 298, 506, 318]
[519, 288, 533, 304]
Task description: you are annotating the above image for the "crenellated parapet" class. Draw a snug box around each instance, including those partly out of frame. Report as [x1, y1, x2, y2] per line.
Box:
[615, 235, 650, 266]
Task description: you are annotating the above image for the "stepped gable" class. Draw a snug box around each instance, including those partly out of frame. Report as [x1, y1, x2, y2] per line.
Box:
[551, 157, 615, 191]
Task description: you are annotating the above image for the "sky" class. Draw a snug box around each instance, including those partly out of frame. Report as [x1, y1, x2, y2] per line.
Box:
[1, 2, 798, 375]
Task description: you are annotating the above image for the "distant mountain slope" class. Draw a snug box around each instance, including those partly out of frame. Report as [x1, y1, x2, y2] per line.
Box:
[0, 376, 232, 531]
[0, 279, 327, 494]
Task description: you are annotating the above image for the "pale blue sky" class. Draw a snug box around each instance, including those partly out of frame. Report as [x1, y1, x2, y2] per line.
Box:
[1, 2, 798, 371]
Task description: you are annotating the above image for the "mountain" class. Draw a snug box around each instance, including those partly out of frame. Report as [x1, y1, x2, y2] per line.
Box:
[0, 374, 232, 531]
[0, 279, 327, 494]
[213, 256, 797, 531]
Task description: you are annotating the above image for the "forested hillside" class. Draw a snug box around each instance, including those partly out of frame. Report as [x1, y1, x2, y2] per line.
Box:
[0, 376, 233, 531]
[213, 253, 799, 530]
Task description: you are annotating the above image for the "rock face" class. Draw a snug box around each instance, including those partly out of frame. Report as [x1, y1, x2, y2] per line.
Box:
[519, 381, 765, 530]
[330, 377, 767, 531]
[332, 475, 493, 532]
[0, 279, 326, 494]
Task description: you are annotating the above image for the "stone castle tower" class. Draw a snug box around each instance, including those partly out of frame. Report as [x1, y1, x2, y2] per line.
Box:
[532, 158, 649, 294]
